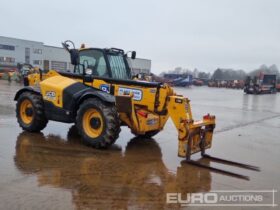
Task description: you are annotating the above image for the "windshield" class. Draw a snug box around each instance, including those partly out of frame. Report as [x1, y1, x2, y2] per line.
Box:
[79, 50, 109, 77]
[78, 49, 131, 80]
[108, 54, 130, 80]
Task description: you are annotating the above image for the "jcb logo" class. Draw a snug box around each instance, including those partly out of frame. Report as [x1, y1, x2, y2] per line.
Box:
[45, 91, 56, 100]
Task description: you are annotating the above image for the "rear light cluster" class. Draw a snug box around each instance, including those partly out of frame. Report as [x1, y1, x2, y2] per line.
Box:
[203, 114, 215, 120]
[137, 110, 148, 118]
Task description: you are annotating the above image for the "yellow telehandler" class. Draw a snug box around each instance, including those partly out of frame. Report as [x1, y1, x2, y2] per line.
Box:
[14, 41, 259, 179]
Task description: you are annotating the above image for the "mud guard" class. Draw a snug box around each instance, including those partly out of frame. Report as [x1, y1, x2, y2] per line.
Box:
[77, 91, 115, 105]
[14, 87, 41, 101]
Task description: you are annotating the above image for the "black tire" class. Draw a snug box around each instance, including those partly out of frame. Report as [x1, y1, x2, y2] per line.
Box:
[76, 98, 121, 148]
[131, 130, 161, 138]
[16, 92, 48, 132]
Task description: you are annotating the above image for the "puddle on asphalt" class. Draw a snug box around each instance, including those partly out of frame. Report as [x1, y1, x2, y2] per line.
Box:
[1, 81, 279, 209]
[13, 126, 213, 209]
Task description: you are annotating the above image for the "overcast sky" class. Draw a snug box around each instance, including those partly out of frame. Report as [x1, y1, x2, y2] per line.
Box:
[1, 0, 279, 74]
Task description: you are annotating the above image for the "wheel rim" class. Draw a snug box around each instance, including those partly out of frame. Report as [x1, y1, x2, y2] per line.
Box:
[20, 99, 34, 124]
[83, 108, 104, 138]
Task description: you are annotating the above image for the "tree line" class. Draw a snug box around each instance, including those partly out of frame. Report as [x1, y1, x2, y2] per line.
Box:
[161, 64, 279, 81]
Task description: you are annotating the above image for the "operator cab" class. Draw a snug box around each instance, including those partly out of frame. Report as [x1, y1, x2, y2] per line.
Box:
[62, 40, 136, 81]
[78, 48, 131, 79]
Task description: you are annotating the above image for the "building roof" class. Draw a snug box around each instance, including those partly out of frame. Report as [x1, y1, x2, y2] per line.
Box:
[0, 35, 65, 49]
[0, 35, 44, 44]
[43, 45, 64, 50]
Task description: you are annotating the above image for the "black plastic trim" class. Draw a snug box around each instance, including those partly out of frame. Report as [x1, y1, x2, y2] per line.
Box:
[58, 71, 162, 88]
[44, 101, 74, 123]
[62, 82, 115, 117]
[14, 87, 40, 101]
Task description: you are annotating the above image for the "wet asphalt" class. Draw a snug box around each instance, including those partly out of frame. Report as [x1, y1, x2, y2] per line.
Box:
[0, 80, 279, 210]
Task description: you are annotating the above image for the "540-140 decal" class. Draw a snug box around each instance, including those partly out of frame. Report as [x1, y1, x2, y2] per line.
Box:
[99, 84, 143, 101]
[118, 87, 143, 101]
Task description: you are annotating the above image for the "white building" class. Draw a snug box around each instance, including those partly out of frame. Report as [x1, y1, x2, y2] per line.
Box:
[0, 36, 70, 71]
[43, 45, 71, 71]
[0, 35, 152, 75]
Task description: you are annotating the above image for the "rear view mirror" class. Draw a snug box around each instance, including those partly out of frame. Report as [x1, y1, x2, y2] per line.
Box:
[70, 49, 79, 65]
[131, 51, 136, 59]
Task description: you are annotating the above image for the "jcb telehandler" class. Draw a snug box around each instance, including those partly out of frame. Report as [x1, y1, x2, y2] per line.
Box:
[14, 41, 259, 179]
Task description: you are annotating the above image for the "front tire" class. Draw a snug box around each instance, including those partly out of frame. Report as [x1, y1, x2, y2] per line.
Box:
[76, 98, 121, 148]
[16, 92, 48, 132]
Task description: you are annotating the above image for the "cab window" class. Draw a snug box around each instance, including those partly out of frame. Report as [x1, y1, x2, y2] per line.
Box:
[78, 50, 109, 77]
[108, 54, 130, 79]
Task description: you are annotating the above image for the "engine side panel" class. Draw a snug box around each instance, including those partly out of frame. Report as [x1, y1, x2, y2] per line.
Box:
[40, 76, 77, 108]
[40, 75, 115, 123]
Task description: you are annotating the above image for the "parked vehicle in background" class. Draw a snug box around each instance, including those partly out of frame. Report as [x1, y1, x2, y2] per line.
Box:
[208, 80, 227, 88]
[192, 78, 203, 86]
[208, 80, 216, 87]
[276, 83, 280, 92]
[163, 73, 193, 87]
[17, 63, 33, 77]
[0, 69, 16, 80]
[226, 80, 244, 89]
[244, 73, 277, 94]
[172, 75, 193, 87]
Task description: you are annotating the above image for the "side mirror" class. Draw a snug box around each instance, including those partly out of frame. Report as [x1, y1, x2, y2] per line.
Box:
[70, 49, 79, 65]
[131, 51, 136, 59]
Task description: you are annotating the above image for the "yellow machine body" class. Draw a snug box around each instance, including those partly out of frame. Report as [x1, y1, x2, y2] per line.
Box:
[25, 69, 215, 158]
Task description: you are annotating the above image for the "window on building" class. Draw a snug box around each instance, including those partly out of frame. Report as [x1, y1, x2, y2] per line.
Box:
[33, 49, 42, 54]
[6, 57, 15, 63]
[33, 60, 42, 65]
[0, 44, 15, 51]
[51, 61, 67, 71]
[25, 48, 30, 64]
[44, 60, 50, 70]
[0, 57, 15, 64]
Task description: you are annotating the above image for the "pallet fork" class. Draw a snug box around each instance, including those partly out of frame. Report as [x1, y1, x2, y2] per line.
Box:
[184, 127, 260, 180]
[168, 96, 260, 180]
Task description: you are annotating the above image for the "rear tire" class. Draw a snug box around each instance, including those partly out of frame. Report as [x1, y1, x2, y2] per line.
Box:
[16, 92, 48, 132]
[76, 98, 121, 148]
